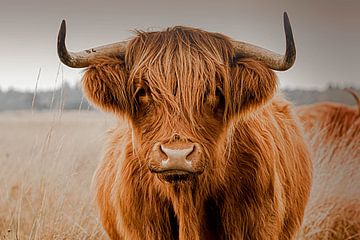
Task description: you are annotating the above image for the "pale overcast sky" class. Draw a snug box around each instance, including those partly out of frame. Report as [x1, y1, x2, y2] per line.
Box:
[0, 0, 359, 91]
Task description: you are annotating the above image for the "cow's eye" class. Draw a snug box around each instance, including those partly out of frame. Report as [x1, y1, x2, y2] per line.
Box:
[206, 87, 224, 109]
[211, 87, 225, 117]
[215, 88, 223, 99]
[135, 87, 151, 105]
[137, 88, 146, 97]
[215, 88, 225, 106]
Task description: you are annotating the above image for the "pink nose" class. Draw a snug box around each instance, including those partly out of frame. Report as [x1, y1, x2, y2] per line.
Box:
[159, 145, 195, 172]
[161, 145, 194, 161]
[148, 141, 205, 176]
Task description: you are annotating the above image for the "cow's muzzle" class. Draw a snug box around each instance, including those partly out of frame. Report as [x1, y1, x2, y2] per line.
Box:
[148, 142, 204, 183]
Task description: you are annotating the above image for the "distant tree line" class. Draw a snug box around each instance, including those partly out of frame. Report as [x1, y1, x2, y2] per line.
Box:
[0, 82, 92, 111]
[284, 86, 360, 106]
[0, 83, 359, 111]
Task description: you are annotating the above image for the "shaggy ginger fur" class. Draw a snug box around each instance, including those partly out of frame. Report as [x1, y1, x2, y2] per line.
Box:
[297, 90, 360, 239]
[82, 26, 312, 240]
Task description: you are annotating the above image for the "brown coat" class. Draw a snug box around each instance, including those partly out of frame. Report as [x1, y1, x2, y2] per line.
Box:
[82, 26, 312, 240]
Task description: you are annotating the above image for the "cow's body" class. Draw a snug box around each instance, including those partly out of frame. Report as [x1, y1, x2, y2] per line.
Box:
[57, 16, 312, 240]
[297, 99, 360, 239]
[93, 94, 311, 240]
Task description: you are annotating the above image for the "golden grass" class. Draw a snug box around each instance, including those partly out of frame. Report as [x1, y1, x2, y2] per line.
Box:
[1, 110, 359, 239]
[300, 201, 360, 239]
[0, 111, 115, 240]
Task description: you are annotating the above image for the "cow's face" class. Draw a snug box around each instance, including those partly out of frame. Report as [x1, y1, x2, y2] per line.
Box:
[131, 74, 226, 183]
[82, 27, 277, 183]
[127, 38, 230, 182]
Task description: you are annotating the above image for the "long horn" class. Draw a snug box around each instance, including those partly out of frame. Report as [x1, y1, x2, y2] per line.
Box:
[57, 20, 127, 68]
[232, 12, 296, 71]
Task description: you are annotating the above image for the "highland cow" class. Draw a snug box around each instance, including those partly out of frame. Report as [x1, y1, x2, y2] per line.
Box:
[57, 13, 312, 239]
[297, 90, 360, 239]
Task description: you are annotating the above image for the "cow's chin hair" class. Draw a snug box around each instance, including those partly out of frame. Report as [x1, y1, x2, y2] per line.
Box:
[156, 172, 198, 184]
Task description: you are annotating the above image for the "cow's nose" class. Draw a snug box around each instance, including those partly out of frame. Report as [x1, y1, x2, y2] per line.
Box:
[159, 144, 195, 171]
[148, 142, 204, 178]
[161, 145, 194, 162]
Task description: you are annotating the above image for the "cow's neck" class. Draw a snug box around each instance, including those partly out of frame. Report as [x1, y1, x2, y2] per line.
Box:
[164, 180, 224, 240]
[167, 184, 202, 240]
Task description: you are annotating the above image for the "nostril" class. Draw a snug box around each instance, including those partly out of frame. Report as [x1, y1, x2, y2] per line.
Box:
[158, 144, 168, 160]
[160, 145, 167, 157]
[185, 145, 195, 159]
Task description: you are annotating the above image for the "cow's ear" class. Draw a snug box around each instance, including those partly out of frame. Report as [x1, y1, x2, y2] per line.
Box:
[228, 58, 277, 117]
[82, 57, 130, 115]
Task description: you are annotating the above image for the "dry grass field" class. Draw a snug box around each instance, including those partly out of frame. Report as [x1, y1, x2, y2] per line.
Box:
[0, 111, 115, 240]
[1, 109, 359, 239]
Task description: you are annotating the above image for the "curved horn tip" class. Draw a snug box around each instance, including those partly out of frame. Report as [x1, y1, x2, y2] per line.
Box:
[58, 20, 66, 40]
[282, 12, 296, 70]
[58, 20, 66, 44]
[283, 12, 294, 45]
[283, 12, 292, 33]
[283, 12, 293, 38]
[57, 19, 74, 67]
[283, 12, 289, 22]
[61, 20, 66, 33]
